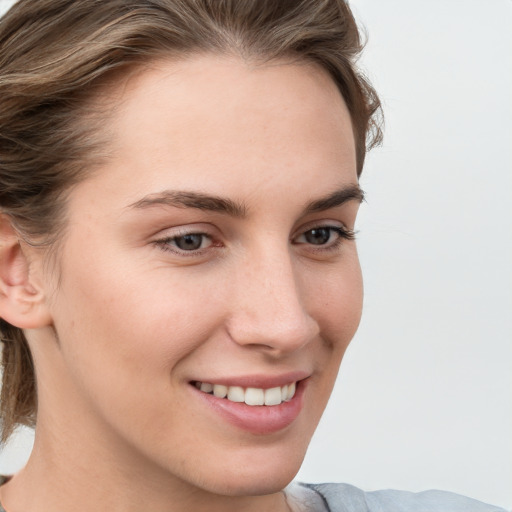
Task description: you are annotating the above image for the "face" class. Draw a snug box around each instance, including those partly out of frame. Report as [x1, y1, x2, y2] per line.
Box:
[31, 55, 363, 497]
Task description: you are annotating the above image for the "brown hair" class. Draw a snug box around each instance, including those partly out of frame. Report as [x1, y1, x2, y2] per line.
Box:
[0, 0, 382, 443]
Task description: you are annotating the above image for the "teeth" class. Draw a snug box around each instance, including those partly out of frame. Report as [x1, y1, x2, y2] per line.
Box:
[245, 387, 264, 406]
[227, 386, 244, 402]
[286, 382, 296, 401]
[265, 386, 282, 406]
[200, 382, 213, 393]
[213, 384, 228, 398]
[196, 381, 297, 406]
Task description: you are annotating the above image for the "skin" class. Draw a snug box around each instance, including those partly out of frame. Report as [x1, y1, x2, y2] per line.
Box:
[0, 55, 363, 512]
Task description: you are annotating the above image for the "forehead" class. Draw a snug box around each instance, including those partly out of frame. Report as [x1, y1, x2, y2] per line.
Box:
[107, 55, 353, 140]
[71, 55, 357, 215]
[104, 55, 353, 173]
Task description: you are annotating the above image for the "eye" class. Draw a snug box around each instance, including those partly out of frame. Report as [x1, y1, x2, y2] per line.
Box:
[155, 231, 214, 254]
[302, 227, 334, 245]
[172, 233, 210, 251]
[294, 225, 355, 248]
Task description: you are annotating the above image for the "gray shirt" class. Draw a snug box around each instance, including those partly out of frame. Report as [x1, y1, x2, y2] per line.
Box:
[284, 482, 509, 512]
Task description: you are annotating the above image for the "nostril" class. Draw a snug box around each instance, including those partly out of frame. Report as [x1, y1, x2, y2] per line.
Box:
[226, 313, 318, 353]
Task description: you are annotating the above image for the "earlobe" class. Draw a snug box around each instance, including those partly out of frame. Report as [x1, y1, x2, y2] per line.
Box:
[0, 215, 52, 329]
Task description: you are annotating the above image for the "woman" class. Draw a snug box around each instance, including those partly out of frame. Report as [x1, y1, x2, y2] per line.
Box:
[0, 1, 507, 511]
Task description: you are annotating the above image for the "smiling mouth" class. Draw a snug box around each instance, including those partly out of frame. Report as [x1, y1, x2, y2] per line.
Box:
[193, 381, 297, 406]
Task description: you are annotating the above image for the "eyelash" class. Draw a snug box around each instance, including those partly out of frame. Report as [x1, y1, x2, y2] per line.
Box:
[154, 225, 356, 257]
[293, 226, 356, 251]
[154, 230, 218, 257]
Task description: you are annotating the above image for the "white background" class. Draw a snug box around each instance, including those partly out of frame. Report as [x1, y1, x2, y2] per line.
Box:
[0, 0, 511, 509]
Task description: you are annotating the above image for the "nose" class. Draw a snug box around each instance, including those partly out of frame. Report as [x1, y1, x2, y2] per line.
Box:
[226, 247, 320, 355]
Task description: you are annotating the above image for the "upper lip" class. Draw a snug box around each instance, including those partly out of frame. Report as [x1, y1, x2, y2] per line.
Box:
[190, 371, 310, 389]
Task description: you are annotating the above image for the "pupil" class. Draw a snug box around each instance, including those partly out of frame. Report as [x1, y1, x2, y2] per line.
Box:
[305, 228, 330, 245]
[176, 234, 203, 250]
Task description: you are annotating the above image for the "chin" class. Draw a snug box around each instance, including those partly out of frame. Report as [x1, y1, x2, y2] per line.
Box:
[193, 447, 306, 497]
[206, 470, 299, 497]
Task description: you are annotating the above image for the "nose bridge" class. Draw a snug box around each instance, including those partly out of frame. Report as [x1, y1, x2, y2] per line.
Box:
[228, 242, 319, 351]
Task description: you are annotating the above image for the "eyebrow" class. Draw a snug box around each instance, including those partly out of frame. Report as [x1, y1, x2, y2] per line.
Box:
[128, 183, 364, 217]
[129, 190, 247, 217]
[304, 184, 365, 213]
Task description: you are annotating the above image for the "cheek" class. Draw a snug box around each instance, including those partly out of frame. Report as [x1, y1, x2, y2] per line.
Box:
[50, 262, 240, 437]
[47, 261, 227, 432]
[305, 253, 363, 413]
[56, 244, 221, 347]
[306, 251, 363, 349]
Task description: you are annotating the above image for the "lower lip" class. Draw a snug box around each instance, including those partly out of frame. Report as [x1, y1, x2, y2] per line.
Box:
[192, 381, 306, 435]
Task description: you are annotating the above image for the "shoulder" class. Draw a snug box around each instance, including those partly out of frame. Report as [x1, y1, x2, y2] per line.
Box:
[286, 482, 508, 512]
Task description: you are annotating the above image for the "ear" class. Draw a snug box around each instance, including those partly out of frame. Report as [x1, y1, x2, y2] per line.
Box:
[0, 215, 52, 329]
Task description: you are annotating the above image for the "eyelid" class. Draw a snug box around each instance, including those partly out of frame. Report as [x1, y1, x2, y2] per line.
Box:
[151, 222, 219, 240]
[291, 223, 357, 256]
[152, 224, 223, 257]
[292, 219, 355, 240]
[294, 226, 355, 242]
